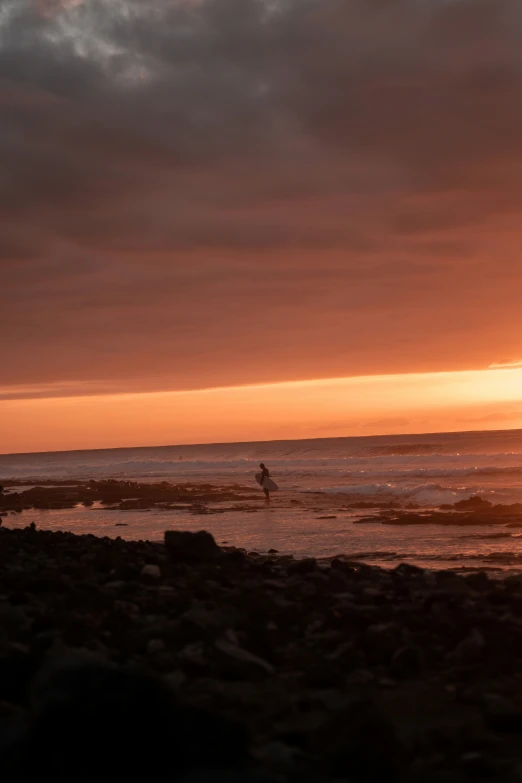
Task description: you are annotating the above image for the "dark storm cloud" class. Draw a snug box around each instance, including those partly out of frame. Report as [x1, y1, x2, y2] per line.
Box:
[2, 0, 522, 397]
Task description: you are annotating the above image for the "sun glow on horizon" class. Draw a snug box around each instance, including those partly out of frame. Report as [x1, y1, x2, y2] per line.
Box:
[1, 366, 522, 454]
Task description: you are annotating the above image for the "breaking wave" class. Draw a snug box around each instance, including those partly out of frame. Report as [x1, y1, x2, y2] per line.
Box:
[321, 482, 494, 506]
[1, 432, 521, 510]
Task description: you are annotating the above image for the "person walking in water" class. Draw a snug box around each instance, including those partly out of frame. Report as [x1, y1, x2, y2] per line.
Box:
[259, 463, 271, 503]
[255, 463, 279, 502]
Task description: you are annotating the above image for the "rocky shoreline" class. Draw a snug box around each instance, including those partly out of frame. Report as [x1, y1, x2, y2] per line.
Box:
[3, 525, 522, 780]
[356, 496, 522, 527]
[3, 480, 522, 530]
[0, 479, 261, 514]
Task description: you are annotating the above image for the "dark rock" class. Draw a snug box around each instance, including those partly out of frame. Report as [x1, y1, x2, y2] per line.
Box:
[4, 522, 522, 781]
[147, 638, 166, 655]
[345, 668, 375, 686]
[214, 636, 274, 679]
[253, 741, 301, 772]
[179, 642, 208, 673]
[0, 648, 41, 704]
[330, 558, 356, 577]
[364, 623, 401, 666]
[274, 711, 328, 747]
[221, 549, 247, 565]
[0, 661, 250, 781]
[454, 496, 492, 511]
[165, 530, 221, 562]
[393, 563, 425, 577]
[288, 558, 317, 575]
[304, 662, 345, 688]
[182, 773, 279, 782]
[465, 571, 490, 591]
[141, 564, 161, 581]
[450, 629, 485, 662]
[482, 698, 522, 733]
[183, 603, 244, 632]
[317, 699, 405, 781]
[389, 646, 424, 680]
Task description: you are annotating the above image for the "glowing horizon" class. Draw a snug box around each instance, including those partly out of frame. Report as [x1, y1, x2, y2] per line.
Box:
[2, 366, 522, 454]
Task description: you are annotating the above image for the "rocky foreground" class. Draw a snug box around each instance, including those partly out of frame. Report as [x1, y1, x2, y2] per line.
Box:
[3, 526, 522, 781]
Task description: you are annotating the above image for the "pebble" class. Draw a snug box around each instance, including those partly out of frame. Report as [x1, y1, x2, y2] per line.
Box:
[141, 564, 161, 580]
[215, 636, 274, 677]
[346, 669, 375, 686]
[450, 628, 485, 661]
[390, 645, 425, 679]
[147, 638, 166, 654]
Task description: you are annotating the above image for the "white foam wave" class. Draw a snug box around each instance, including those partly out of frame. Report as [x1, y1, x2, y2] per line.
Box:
[3, 456, 522, 477]
[339, 465, 522, 480]
[321, 482, 491, 506]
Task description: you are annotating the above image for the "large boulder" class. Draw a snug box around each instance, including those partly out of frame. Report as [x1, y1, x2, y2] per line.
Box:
[164, 530, 221, 562]
[389, 645, 425, 680]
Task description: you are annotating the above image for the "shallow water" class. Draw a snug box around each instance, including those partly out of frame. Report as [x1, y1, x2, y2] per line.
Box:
[3, 428, 522, 571]
[4, 498, 522, 574]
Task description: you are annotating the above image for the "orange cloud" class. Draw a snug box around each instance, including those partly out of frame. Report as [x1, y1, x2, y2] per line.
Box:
[36, 0, 83, 15]
[1, 0, 522, 424]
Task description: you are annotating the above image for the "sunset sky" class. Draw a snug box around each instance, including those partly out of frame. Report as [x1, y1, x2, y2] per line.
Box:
[3, 0, 522, 453]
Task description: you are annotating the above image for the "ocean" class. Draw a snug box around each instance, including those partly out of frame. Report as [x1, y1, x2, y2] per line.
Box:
[2, 428, 522, 572]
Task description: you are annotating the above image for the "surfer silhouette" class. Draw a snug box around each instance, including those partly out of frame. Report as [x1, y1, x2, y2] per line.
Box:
[258, 463, 271, 503]
[255, 464, 279, 502]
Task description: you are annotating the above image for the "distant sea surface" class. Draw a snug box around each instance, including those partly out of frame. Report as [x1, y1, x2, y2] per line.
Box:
[2, 429, 522, 572]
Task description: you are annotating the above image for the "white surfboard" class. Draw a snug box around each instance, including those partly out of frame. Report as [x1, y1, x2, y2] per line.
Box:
[255, 472, 279, 491]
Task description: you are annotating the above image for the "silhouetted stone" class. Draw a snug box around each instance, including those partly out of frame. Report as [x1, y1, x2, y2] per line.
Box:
[0, 661, 250, 782]
[141, 564, 161, 580]
[165, 530, 221, 562]
[288, 558, 317, 575]
[466, 571, 490, 591]
[317, 700, 405, 781]
[482, 697, 522, 733]
[1, 525, 522, 780]
[214, 637, 274, 679]
[390, 646, 424, 679]
[221, 549, 246, 565]
[450, 629, 485, 662]
[393, 563, 425, 578]
[454, 496, 493, 511]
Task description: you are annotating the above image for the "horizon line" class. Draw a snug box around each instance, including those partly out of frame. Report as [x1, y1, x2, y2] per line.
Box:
[1, 424, 521, 459]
